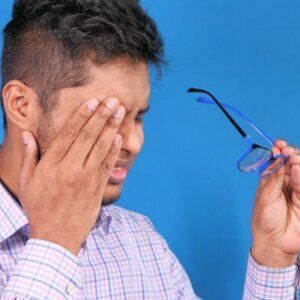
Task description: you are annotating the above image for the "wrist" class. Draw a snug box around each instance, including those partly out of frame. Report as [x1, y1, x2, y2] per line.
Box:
[251, 242, 297, 268]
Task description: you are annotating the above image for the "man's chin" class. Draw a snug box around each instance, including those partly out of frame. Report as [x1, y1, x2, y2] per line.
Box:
[102, 195, 121, 206]
[102, 182, 123, 206]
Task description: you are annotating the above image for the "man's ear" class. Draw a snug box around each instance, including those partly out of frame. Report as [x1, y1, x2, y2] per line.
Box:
[2, 80, 40, 131]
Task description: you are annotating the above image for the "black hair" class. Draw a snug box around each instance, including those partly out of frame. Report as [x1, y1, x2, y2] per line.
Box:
[1, 0, 165, 130]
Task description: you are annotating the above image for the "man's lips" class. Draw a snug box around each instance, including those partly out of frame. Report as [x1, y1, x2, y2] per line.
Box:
[115, 161, 130, 168]
[109, 161, 130, 185]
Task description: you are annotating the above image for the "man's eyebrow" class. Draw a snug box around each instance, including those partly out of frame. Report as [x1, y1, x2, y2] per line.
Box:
[125, 105, 150, 115]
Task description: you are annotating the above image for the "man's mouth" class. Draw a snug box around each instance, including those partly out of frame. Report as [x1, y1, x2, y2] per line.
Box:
[108, 161, 130, 185]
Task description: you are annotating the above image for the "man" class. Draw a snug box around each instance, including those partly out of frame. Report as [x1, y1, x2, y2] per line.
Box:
[0, 0, 299, 299]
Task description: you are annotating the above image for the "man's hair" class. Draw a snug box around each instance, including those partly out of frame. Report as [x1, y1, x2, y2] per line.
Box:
[0, 0, 165, 130]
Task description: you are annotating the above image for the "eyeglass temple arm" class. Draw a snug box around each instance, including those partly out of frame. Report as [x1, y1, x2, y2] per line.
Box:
[188, 88, 249, 140]
[195, 95, 274, 147]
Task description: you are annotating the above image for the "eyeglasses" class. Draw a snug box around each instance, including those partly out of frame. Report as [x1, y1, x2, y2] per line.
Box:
[187, 88, 289, 178]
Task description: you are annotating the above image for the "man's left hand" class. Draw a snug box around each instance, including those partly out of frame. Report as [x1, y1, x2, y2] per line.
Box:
[251, 139, 300, 267]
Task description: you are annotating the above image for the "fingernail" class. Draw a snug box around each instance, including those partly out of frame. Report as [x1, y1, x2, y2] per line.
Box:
[22, 132, 29, 145]
[114, 134, 122, 145]
[88, 98, 100, 112]
[113, 107, 125, 119]
[106, 98, 118, 109]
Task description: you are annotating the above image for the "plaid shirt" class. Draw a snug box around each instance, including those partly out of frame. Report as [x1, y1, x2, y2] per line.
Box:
[0, 180, 199, 299]
[243, 254, 299, 299]
[0, 180, 298, 299]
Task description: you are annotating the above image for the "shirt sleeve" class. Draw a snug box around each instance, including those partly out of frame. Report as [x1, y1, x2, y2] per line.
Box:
[0, 238, 82, 300]
[243, 252, 300, 300]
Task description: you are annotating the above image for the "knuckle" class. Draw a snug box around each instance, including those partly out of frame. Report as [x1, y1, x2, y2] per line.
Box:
[108, 145, 119, 156]
[78, 108, 89, 121]
[98, 106, 111, 119]
[93, 141, 107, 155]
[101, 160, 112, 173]
[107, 118, 120, 129]
[61, 127, 77, 140]
[79, 129, 94, 142]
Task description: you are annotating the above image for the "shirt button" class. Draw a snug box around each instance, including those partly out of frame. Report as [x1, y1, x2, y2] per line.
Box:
[66, 284, 77, 296]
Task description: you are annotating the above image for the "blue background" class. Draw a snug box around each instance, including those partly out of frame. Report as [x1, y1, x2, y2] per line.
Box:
[1, 1, 300, 299]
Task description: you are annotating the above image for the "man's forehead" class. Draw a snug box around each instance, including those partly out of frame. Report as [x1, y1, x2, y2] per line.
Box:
[89, 60, 150, 110]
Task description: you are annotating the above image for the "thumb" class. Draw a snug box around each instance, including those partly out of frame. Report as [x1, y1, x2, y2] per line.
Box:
[291, 163, 300, 199]
[259, 160, 286, 200]
[259, 146, 286, 193]
[20, 131, 39, 189]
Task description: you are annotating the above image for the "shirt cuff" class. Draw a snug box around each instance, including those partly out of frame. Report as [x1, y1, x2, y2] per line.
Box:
[243, 252, 298, 300]
[2, 238, 82, 300]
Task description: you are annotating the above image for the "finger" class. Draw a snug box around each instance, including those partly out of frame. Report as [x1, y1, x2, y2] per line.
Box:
[289, 154, 300, 166]
[290, 164, 300, 198]
[44, 98, 101, 163]
[259, 164, 286, 199]
[273, 151, 298, 190]
[274, 139, 288, 149]
[271, 145, 281, 156]
[66, 97, 120, 164]
[289, 145, 300, 156]
[19, 131, 39, 190]
[262, 158, 286, 180]
[267, 145, 293, 174]
[85, 106, 126, 169]
[276, 146, 295, 178]
[98, 134, 123, 181]
[261, 148, 287, 186]
[259, 146, 280, 185]
[281, 145, 295, 157]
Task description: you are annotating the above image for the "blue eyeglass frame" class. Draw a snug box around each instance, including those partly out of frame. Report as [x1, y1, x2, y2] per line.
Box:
[187, 88, 289, 178]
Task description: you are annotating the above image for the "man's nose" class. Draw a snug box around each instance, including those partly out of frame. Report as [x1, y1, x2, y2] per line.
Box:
[120, 125, 143, 156]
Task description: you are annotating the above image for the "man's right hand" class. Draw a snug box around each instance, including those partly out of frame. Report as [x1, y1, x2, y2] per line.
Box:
[18, 97, 125, 255]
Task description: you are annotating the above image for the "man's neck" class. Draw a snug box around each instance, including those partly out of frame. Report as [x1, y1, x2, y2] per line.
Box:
[0, 137, 23, 206]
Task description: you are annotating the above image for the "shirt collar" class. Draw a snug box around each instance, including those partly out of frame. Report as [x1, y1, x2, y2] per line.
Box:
[0, 179, 28, 243]
[0, 179, 115, 243]
[94, 204, 115, 235]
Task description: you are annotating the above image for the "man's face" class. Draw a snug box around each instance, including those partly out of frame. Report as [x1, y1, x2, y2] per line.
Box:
[36, 59, 150, 205]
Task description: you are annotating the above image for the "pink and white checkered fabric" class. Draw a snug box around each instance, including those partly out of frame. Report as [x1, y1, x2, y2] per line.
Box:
[0, 180, 199, 299]
[243, 252, 300, 299]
